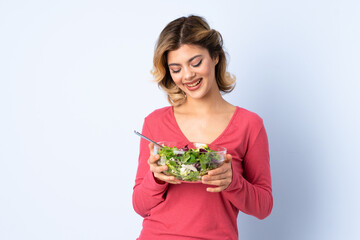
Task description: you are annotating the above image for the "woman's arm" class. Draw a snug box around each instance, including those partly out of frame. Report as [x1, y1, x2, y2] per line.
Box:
[222, 125, 273, 220]
[132, 121, 169, 217]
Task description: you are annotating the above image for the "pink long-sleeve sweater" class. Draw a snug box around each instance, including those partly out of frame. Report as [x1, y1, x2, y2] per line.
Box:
[132, 106, 273, 240]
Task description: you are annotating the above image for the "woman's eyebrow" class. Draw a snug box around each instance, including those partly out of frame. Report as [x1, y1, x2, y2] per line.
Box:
[168, 55, 202, 67]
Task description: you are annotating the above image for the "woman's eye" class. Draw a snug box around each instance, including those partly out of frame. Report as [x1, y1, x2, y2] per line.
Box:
[192, 59, 202, 68]
[171, 69, 181, 73]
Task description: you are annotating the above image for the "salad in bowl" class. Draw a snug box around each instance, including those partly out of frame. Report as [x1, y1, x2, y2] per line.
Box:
[154, 141, 227, 182]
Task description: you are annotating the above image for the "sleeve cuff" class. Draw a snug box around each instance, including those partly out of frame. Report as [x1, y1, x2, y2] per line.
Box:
[142, 170, 169, 193]
[224, 165, 244, 192]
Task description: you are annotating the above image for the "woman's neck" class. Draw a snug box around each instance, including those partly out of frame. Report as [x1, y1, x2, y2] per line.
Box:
[176, 91, 231, 115]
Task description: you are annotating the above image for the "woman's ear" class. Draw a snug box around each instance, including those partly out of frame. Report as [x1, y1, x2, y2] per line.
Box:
[213, 55, 219, 65]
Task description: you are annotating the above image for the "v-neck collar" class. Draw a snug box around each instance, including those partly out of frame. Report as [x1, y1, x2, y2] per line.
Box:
[169, 106, 239, 145]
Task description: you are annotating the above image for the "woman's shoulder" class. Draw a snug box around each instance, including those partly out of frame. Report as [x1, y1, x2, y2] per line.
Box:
[144, 106, 173, 122]
[234, 106, 264, 127]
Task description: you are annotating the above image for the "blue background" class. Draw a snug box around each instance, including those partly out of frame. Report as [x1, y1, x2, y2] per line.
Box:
[1, 0, 359, 239]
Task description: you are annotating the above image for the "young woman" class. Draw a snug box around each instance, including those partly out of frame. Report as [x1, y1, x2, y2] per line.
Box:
[132, 15, 273, 240]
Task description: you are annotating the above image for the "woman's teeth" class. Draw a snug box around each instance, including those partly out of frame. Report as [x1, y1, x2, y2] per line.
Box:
[187, 79, 201, 87]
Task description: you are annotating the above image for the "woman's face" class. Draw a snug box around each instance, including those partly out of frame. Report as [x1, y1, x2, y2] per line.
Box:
[167, 44, 219, 100]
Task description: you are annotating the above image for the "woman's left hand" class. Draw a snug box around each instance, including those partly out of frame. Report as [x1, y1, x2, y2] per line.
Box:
[202, 154, 233, 192]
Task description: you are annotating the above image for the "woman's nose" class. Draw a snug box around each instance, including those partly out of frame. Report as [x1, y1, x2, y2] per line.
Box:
[184, 67, 195, 80]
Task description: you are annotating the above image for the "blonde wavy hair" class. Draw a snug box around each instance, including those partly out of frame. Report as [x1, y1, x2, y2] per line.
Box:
[151, 15, 236, 106]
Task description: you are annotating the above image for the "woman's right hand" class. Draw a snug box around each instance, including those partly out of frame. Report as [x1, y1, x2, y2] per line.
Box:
[148, 143, 182, 185]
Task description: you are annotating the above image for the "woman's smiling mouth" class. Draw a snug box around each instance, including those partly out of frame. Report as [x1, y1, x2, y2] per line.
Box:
[184, 78, 202, 90]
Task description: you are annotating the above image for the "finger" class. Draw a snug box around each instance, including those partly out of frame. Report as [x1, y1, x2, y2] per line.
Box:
[149, 142, 154, 155]
[202, 178, 229, 187]
[206, 186, 225, 193]
[202, 172, 230, 181]
[207, 163, 229, 176]
[150, 163, 168, 173]
[167, 180, 182, 184]
[148, 154, 160, 164]
[154, 172, 182, 184]
[203, 178, 231, 191]
[224, 154, 232, 163]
